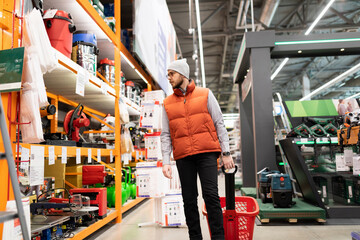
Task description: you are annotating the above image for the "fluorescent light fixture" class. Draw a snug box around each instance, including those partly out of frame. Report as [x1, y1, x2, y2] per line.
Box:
[275, 38, 360, 46]
[300, 62, 360, 101]
[298, 50, 302, 54]
[195, 0, 206, 87]
[346, 92, 360, 100]
[340, 48, 345, 51]
[120, 52, 135, 69]
[135, 69, 148, 84]
[271, 58, 289, 80]
[305, 0, 335, 35]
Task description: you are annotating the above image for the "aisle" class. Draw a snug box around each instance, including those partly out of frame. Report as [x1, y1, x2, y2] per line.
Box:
[92, 173, 359, 240]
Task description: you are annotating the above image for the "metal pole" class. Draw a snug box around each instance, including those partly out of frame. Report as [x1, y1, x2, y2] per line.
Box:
[194, 0, 206, 87]
[250, 0, 255, 31]
[0, 100, 30, 240]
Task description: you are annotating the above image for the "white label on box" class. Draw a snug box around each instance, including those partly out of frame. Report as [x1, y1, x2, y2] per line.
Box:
[30, 146, 45, 186]
[48, 146, 55, 165]
[97, 149, 101, 162]
[43, 9, 58, 19]
[165, 201, 182, 226]
[353, 155, 360, 175]
[76, 148, 81, 164]
[61, 147, 67, 164]
[88, 148, 92, 163]
[336, 153, 350, 171]
[101, 82, 108, 95]
[20, 147, 29, 170]
[137, 174, 151, 197]
[110, 150, 113, 163]
[344, 148, 354, 166]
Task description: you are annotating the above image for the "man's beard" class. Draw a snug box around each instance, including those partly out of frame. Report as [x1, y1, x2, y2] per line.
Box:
[173, 78, 184, 89]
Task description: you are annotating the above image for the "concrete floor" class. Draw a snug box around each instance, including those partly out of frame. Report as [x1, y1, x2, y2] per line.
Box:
[89, 174, 360, 240]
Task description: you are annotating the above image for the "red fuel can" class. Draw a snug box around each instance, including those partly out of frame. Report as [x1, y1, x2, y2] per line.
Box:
[43, 9, 76, 58]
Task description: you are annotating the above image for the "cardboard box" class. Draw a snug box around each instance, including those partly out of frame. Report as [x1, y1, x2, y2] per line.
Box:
[44, 159, 65, 189]
[65, 165, 83, 189]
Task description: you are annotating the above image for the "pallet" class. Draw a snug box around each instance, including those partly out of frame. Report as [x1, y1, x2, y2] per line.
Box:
[258, 216, 326, 224]
[256, 198, 326, 224]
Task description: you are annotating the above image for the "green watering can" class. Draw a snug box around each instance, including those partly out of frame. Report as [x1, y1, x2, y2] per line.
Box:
[127, 166, 137, 199]
[122, 169, 130, 201]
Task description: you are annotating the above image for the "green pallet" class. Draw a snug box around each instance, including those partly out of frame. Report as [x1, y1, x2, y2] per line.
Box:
[257, 198, 326, 220]
[240, 187, 257, 198]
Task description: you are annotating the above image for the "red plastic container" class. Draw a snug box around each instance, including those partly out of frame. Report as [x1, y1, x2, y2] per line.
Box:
[43, 10, 76, 58]
[203, 196, 259, 240]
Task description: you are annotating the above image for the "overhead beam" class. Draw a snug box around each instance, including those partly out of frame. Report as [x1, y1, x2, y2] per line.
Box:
[199, 1, 226, 28]
[329, 7, 354, 24]
[275, 0, 306, 28]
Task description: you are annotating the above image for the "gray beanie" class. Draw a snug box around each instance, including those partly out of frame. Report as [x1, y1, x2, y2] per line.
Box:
[167, 59, 190, 79]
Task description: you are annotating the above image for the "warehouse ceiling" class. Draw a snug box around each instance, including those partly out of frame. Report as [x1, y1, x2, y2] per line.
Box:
[166, 0, 360, 113]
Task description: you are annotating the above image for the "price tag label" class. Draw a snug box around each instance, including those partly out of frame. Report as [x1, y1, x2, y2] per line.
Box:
[76, 148, 81, 164]
[48, 146, 55, 165]
[20, 147, 29, 169]
[76, 68, 89, 96]
[110, 150, 113, 163]
[61, 147, 67, 164]
[88, 148, 92, 163]
[101, 82, 108, 95]
[43, 9, 58, 19]
[97, 149, 101, 162]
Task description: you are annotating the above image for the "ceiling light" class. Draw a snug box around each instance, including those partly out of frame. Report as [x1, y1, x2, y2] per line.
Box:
[305, 0, 335, 35]
[340, 48, 345, 51]
[275, 38, 360, 45]
[135, 69, 149, 84]
[298, 50, 302, 54]
[120, 52, 135, 69]
[271, 58, 289, 81]
[346, 92, 360, 100]
[300, 62, 360, 101]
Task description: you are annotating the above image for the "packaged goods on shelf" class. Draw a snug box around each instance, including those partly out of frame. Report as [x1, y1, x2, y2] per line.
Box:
[24, 9, 57, 73]
[155, 194, 186, 227]
[144, 90, 165, 104]
[43, 9, 76, 58]
[136, 162, 170, 198]
[72, 31, 98, 76]
[121, 128, 134, 154]
[140, 101, 162, 129]
[92, 0, 105, 12]
[99, 58, 115, 85]
[335, 153, 350, 172]
[104, 3, 114, 17]
[144, 132, 162, 160]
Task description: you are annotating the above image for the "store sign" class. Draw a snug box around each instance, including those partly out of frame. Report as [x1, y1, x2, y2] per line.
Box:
[0, 47, 25, 92]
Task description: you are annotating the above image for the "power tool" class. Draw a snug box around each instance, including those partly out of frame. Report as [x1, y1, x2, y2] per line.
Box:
[64, 104, 90, 142]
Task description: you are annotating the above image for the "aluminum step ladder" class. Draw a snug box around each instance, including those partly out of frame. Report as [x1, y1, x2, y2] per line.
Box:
[0, 99, 30, 240]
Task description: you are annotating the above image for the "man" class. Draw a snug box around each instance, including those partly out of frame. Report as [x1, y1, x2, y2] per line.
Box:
[161, 58, 235, 240]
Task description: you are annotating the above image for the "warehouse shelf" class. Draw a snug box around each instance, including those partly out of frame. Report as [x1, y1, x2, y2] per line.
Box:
[44, 49, 140, 116]
[43, 0, 116, 44]
[20, 143, 115, 157]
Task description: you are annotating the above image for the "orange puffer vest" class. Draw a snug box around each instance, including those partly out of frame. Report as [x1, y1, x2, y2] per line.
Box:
[164, 80, 221, 160]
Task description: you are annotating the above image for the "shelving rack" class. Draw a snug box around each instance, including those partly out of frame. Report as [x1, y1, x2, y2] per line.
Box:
[0, 0, 154, 238]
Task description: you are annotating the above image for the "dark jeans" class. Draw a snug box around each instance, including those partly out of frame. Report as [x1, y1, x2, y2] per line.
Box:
[176, 152, 224, 240]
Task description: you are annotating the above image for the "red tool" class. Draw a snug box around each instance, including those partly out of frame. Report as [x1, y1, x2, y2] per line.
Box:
[69, 188, 107, 218]
[64, 104, 90, 142]
[82, 165, 108, 185]
[43, 10, 76, 58]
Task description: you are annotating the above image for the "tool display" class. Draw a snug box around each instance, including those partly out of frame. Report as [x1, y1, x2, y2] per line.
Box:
[257, 168, 279, 203]
[69, 188, 107, 218]
[99, 58, 115, 86]
[43, 9, 76, 58]
[64, 103, 90, 142]
[271, 173, 295, 208]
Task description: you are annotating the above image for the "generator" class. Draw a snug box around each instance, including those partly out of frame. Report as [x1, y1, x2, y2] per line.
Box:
[271, 173, 294, 208]
[258, 168, 279, 203]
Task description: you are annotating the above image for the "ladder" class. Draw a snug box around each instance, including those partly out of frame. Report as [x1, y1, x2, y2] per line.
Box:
[0, 99, 30, 240]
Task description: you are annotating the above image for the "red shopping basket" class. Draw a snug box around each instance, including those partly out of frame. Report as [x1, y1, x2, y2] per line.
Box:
[203, 166, 259, 240]
[202, 196, 259, 240]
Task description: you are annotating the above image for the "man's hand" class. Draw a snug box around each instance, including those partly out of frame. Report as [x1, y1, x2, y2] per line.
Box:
[221, 155, 235, 170]
[162, 164, 172, 179]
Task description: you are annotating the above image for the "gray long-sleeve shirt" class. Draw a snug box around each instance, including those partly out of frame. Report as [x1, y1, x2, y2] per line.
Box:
[160, 89, 230, 165]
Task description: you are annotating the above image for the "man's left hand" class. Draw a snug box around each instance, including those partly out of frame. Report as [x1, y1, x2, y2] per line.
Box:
[222, 155, 235, 170]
